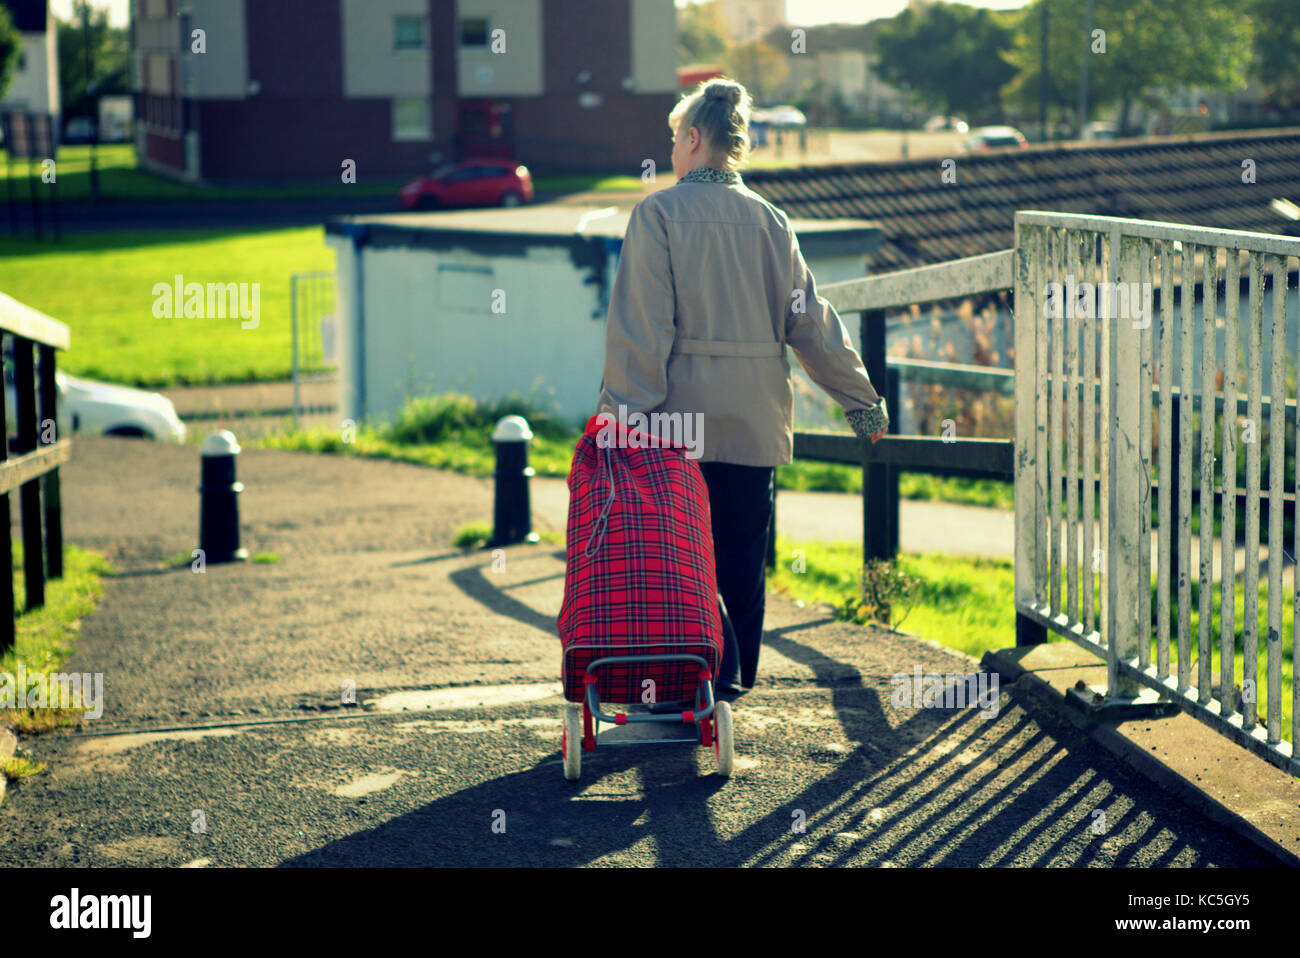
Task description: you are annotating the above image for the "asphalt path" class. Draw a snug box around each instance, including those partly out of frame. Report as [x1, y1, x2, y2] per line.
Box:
[0, 437, 1277, 866]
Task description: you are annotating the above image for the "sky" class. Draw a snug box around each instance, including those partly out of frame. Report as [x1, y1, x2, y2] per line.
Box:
[50, 0, 129, 27]
[676, 0, 1033, 26]
[58, 0, 1037, 31]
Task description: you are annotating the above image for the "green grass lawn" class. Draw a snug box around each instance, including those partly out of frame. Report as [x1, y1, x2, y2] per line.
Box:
[0, 144, 649, 203]
[1, 144, 407, 202]
[0, 226, 335, 387]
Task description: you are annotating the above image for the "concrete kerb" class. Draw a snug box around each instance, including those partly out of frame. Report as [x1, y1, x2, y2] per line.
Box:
[0, 726, 16, 805]
[981, 642, 1300, 867]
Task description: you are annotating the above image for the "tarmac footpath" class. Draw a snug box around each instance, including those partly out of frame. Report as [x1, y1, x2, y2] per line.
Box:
[0, 437, 1279, 866]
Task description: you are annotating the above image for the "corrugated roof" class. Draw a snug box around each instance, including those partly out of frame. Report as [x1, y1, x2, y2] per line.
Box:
[743, 130, 1300, 273]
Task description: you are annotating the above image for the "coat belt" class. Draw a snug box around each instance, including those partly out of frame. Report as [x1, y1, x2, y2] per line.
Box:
[670, 337, 785, 358]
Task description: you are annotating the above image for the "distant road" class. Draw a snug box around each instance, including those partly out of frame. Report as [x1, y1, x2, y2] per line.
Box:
[3, 130, 974, 233]
[7, 187, 644, 233]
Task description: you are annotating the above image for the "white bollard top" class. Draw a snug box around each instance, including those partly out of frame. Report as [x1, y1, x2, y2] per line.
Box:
[491, 415, 533, 442]
[201, 430, 241, 457]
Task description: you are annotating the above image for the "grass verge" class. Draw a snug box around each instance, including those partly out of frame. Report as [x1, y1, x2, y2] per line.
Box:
[769, 536, 1293, 741]
[0, 544, 115, 743]
[1, 144, 405, 202]
[2, 145, 650, 203]
[257, 392, 1011, 506]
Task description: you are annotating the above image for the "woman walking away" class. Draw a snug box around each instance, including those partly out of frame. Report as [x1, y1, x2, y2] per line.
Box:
[596, 76, 889, 703]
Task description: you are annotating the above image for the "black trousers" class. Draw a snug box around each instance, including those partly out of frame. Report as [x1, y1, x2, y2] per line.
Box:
[699, 461, 774, 689]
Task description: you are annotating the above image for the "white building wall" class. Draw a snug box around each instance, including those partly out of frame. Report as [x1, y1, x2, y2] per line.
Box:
[630, 0, 677, 93]
[184, 0, 249, 99]
[333, 233, 873, 430]
[1, 23, 59, 119]
[342, 0, 433, 98]
[456, 0, 543, 97]
[332, 238, 609, 427]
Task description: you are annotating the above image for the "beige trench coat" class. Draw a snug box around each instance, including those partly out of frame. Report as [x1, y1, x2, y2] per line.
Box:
[595, 176, 887, 466]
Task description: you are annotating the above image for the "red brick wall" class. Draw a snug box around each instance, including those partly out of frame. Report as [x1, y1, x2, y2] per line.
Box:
[513, 91, 676, 175]
[186, 0, 673, 180]
[245, 0, 343, 97]
[195, 0, 446, 180]
[143, 130, 185, 171]
[196, 99, 437, 182]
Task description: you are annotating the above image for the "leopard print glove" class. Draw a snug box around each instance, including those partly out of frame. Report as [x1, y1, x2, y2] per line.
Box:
[845, 400, 889, 440]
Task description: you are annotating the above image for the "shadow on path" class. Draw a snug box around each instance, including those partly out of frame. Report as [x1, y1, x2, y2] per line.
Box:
[283, 571, 1240, 866]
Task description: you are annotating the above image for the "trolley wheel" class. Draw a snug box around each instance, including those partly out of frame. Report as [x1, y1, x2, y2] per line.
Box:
[562, 703, 582, 781]
[714, 700, 734, 777]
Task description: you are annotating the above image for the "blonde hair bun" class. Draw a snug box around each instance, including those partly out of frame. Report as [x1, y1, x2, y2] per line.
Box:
[704, 82, 742, 106]
[667, 76, 753, 173]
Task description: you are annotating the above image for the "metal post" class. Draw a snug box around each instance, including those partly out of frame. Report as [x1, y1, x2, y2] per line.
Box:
[1038, 3, 1050, 142]
[886, 365, 900, 557]
[291, 274, 300, 428]
[1077, 0, 1095, 137]
[861, 309, 890, 562]
[1168, 393, 1180, 607]
[489, 415, 539, 547]
[1107, 233, 1143, 698]
[1014, 218, 1047, 645]
[198, 431, 248, 563]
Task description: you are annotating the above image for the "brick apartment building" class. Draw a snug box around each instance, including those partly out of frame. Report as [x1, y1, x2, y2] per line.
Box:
[130, 0, 678, 182]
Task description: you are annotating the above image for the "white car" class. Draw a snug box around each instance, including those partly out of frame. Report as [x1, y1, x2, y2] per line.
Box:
[923, 115, 970, 133]
[64, 372, 187, 441]
[962, 125, 1029, 152]
[4, 370, 186, 443]
[755, 105, 807, 128]
[1081, 121, 1118, 141]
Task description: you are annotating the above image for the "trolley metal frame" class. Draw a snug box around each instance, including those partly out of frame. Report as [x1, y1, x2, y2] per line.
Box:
[579, 653, 717, 750]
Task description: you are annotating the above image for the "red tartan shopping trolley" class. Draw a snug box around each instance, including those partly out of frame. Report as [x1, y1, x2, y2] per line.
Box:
[556, 412, 735, 781]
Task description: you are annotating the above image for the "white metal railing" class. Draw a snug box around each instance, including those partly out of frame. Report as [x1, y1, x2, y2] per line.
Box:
[1012, 211, 1300, 777]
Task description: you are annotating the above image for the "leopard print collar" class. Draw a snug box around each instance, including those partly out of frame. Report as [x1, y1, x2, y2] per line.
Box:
[677, 166, 742, 185]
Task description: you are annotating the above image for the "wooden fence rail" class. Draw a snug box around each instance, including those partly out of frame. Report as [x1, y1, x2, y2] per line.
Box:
[0, 291, 71, 651]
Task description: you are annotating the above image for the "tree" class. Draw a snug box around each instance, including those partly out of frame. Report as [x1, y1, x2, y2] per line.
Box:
[677, 0, 728, 68]
[1001, 0, 1254, 136]
[1249, 0, 1300, 109]
[872, 1, 1017, 119]
[721, 39, 789, 105]
[57, 1, 129, 123]
[0, 5, 20, 102]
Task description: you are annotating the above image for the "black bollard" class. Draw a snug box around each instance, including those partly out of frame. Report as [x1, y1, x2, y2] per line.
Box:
[489, 415, 539, 547]
[199, 431, 248, 563]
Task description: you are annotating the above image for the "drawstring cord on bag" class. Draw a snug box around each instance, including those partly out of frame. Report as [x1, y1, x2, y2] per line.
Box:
[583, 442, 617, 558]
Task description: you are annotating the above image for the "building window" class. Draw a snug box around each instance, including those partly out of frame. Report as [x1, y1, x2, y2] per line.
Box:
[393, 97, 432, 141]
[16, 51, 25, 73]
[394, 15, 427, 51]
[461, 17, 489, 47]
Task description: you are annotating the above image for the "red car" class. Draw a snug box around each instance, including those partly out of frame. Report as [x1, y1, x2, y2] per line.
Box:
[400, 159, 534, 211]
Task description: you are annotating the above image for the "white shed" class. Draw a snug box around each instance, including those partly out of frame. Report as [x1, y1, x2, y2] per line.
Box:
[325, 204, 882, 430]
